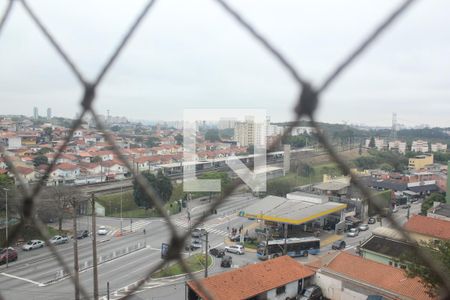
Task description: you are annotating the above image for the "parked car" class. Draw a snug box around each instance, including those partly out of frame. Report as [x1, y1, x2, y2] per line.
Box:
[347, 228, 359, 237]
[402, 204, 411, 209]
[224, 245, 245, 255]
[368, 217, 376, 224]
[76, 230, 89, 239]
[209, 248, 225, 258]
[97, 226, 108, 235]
[0, 247, 18, 264]
[331, 240, 346, 250]
[49, 235, 69, 245]
[299, 285, 323, 300]
[192, 228, 206, 238]
[392, 207, 399, 213]
[220, 255, 232, 268]
[22, 240, 45, 251]
[358, 224, 369, 231]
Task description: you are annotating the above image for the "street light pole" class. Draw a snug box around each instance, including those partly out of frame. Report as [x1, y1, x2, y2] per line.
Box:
[4, 188, 9, 268]
[120, 185, 123, 235]
[204, 231, 209, 278]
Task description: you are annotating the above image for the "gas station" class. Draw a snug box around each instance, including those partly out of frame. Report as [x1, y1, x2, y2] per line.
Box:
[239, 192, 348, 239]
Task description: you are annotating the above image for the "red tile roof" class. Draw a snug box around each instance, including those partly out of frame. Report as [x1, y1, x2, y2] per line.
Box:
[187, 256, 314, 300]
[15, 166, 35, 175]
[404, 214, 450, 240]
[324, 252, 433, 300]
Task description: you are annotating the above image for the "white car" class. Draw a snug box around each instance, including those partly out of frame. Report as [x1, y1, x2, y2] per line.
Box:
[224, 245, 245, 255]
[22, 240, 45, 251]
[347, 228, 359, 237]
[49, 235, 69, 245]
[97, 226, 108, 235]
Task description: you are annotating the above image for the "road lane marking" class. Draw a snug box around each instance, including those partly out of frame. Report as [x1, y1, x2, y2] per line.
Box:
[0, 272, 46, 287]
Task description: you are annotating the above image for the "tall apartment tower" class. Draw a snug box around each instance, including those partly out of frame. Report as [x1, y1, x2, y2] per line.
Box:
[33, 107, 39, 120]
[47, 108, 52, 119]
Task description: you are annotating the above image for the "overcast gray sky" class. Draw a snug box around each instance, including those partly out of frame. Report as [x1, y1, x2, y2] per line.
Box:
[1, 0, 449, 127]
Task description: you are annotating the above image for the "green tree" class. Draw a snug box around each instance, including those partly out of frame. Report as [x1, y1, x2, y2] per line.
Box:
[174, 134, 183, 145]
[133, 171, 173, 209]
[380, 163, 394, 172]
[247, 144, 255, 154]
[37, 147, 53, 155]
[204, 129, 220, 142]
[145, 137, 160, 148]
[297, 162, 315, 177]
[368, 136, 376, 148]
[283, 135, 308, 148]
[92, 156, 102, 163]
[421, 192, 446, 215]
[33, 155, 48, 167]
[111, 125, 121, 132]
[404, 240, 450, 297]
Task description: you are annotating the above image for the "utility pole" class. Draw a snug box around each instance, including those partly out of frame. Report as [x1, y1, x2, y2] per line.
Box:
[72, 200, 80, 300]
[204, 231, 209, 278]
[107, 282, 110, 300]
[4, 188, 9, 268]
[91, 194, 99, 300]
[283, 223, 288, 256]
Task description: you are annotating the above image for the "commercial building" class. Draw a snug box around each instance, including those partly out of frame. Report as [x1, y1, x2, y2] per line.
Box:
[186, 256, 315, 300]
[408, 153, 433, 171]
[239, 193, 347, 235]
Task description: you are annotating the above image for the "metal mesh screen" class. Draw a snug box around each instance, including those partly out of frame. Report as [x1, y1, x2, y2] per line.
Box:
[1, 0, 449, 299]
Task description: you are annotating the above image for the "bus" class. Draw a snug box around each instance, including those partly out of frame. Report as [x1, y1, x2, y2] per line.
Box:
[256, 237, 320, 260]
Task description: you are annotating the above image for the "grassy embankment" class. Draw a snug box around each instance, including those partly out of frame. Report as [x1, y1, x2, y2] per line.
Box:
[96, 183, 183, 218]
[151, 253, 212, 278]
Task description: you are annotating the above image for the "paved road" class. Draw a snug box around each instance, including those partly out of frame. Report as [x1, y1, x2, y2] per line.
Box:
[0, 193, 258, 300]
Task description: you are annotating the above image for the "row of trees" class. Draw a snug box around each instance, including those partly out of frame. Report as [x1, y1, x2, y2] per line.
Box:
[353, 149, 408, 171]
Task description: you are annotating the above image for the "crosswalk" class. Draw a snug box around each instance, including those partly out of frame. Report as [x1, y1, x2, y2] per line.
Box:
[110, 220, 152, 236]
[171, 218, 228, 237]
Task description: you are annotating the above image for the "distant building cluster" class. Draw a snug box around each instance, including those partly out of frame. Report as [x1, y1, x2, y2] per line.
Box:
[365, 137, 447, 154]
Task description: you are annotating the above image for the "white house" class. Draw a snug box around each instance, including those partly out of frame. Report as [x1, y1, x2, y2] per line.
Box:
[0, 133, 22, 150]
[186, 256, 315, 300]
[51, 163, 80, 181]
[313, 252, 431, 300]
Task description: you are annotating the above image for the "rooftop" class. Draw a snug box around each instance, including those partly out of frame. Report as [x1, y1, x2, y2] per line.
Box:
[187, 256, 314, 300]
[324, 252, 432, 300]
[429, 203, 450, 218]
[361, 235, 416, 259]
[404, 215, 450, 240]
[241, 195, 346, 225]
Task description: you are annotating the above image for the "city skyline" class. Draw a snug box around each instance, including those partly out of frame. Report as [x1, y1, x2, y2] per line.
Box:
[1, 0, 450, 127]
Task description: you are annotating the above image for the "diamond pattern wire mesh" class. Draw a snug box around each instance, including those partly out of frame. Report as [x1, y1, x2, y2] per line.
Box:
[1, 0, 449, 299]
